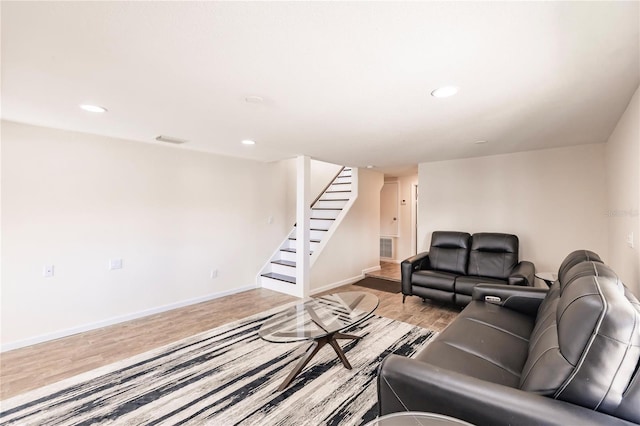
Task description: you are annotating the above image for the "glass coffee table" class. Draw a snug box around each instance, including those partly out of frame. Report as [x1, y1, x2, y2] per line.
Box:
[365, 412, 474, 426]
[259, 291, 379, 391]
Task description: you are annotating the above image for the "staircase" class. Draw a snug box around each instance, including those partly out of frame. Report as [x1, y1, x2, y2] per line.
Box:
[259, 167, 355, 294]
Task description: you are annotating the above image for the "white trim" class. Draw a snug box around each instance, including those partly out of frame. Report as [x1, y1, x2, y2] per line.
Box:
[0, 284, 257, 353]
[363, 265, 381, 274]
[310, 264, 381, 295]
[310, 273, 365, 295]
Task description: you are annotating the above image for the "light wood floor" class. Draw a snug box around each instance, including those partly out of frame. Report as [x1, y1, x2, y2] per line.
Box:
[0, 282, 460, 400]
[365, 261, 401, 281]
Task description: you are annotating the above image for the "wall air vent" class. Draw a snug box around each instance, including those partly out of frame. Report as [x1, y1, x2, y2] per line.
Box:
[380, 237, 393, 258]
[155, 135, 188, 144]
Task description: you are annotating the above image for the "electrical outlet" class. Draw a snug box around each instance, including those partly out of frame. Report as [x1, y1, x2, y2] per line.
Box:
[210, 269, 218, 279]
[43, 265, 54, 278]
[627, 232, 635, 249]
[109, 258, 123, 270]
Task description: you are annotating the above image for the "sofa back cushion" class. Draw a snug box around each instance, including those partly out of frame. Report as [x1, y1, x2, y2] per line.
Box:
[557, 249, 603, 284]
[520, 260, 640, 423]
[429, 231, 471, 275]
[467, 233, 519, 280]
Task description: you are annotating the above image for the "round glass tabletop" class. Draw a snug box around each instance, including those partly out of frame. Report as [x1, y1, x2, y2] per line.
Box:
[364, 412, 474, 426]
[259, 291, 379, 343]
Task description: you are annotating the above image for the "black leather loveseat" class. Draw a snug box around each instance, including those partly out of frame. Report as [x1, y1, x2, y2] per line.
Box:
[378, 250, 640, 425]
[402, 231, 535, 306]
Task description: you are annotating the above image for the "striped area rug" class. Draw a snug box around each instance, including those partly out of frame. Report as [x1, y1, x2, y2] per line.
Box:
[0, 306, 437, 426]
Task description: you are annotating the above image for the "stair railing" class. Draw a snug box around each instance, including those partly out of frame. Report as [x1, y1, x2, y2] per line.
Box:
[310, 166, 346, 208]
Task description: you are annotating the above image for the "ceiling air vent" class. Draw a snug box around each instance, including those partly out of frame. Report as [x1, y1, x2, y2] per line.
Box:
[155, 135, 188, 145]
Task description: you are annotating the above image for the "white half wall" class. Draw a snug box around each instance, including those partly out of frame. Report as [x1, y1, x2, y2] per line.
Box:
[0, 121, 289, 348]
[311, 169, 383, 290]
[418, 144, 608, 273]
[605, 85, 640, 295]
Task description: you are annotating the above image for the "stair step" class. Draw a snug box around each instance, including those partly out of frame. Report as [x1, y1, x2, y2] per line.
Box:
[310, 228, 329, 232]
[312, 208, 342, 211]
[311, 217, 335, 220]
[281, 248, 314, 254]
[338, 174, 352, 178]
[320, 198, 349, 202]
[331, 182, 351, 185]
[272, 260, 296, 267]
[325, 190, 351, 193]
[289, 238, 322, 243]
[261, 272, 296, 284]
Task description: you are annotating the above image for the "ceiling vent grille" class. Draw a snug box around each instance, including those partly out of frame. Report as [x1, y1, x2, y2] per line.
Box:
[155, 135, 188, 144]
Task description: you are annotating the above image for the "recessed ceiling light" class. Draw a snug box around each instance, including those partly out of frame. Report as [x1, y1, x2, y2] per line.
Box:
[430, 86, 459, 98]
[474, 140, 488, 145]
[245, 96, 264, 104]
[241, 139, 256, 145]
[366, 165, 374, 169]
[79, 104, 107, 113]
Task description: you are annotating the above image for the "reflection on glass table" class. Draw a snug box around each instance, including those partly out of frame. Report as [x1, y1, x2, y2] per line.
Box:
[259, 291, 379, 391]
[365, 411, 475, 426]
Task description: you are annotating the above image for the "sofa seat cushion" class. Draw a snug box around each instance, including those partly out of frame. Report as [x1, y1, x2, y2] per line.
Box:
[415, 301, 535, 388]
[455, 276, 507, 296]
[412, 270, 457, 291]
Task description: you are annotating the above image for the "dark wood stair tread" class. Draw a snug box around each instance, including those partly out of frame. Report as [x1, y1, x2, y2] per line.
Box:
[311, 217, 335, 220]
[271, 260, 296, 267]
[325, 190, 351, 193]
[319, 198, 349, 201]
[289, 238, 322, 243]
[281, 248, 314, 254]
[312, 208, 342, 211]
[261, 272, 296, 284]
[310, 228, 329, 231]
[331, 182, 351, 185]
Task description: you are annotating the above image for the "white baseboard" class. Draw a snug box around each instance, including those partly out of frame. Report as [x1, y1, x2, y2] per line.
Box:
[311, 273, 365, 295]
[362, 265, 381, 274]
[310, 264, 382, 295]
[1, 284, 258, 353]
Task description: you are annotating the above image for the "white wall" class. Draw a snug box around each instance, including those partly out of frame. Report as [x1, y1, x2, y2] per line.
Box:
[418, 144, 608, 273]
[311, 169, 383, 291]
[605, 85, 640, 295]
[0, 121, 289, 348]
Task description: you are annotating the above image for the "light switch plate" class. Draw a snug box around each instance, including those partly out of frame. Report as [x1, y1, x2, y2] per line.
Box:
[109, 258, 123, 270]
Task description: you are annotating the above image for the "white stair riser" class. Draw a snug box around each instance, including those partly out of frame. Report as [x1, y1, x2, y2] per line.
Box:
[261, 276, 298, 296]
[271, 262, 296, 275]
[279, 251, 297, 262]
[311, 209, 340, 219]
[328, 183, 351, 192]
[321, 191, 351, 200]
[311, 218, 334, 229]
[310, 229, 328, 240]
[286, 240, 321, 251]
[314, 199, 348, 209]
[334, 176, 352, 184]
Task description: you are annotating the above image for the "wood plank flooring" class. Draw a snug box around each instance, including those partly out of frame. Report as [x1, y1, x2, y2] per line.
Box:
[365, 261, 401, 281]
[0, 282, 460, 400]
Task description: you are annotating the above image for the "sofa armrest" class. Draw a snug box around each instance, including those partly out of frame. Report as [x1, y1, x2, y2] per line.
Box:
[472, 284, 548, 316]
[400, 252, 430, 296]
[378, 355, 634, 426]
[508, 260, 535, 286]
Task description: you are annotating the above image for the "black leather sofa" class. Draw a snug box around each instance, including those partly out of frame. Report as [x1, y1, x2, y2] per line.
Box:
[402, 231, 535, 306]
[378, 250, 640, 425]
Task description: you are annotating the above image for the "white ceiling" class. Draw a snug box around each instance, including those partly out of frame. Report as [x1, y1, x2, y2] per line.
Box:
[2, 2, 639, 174]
